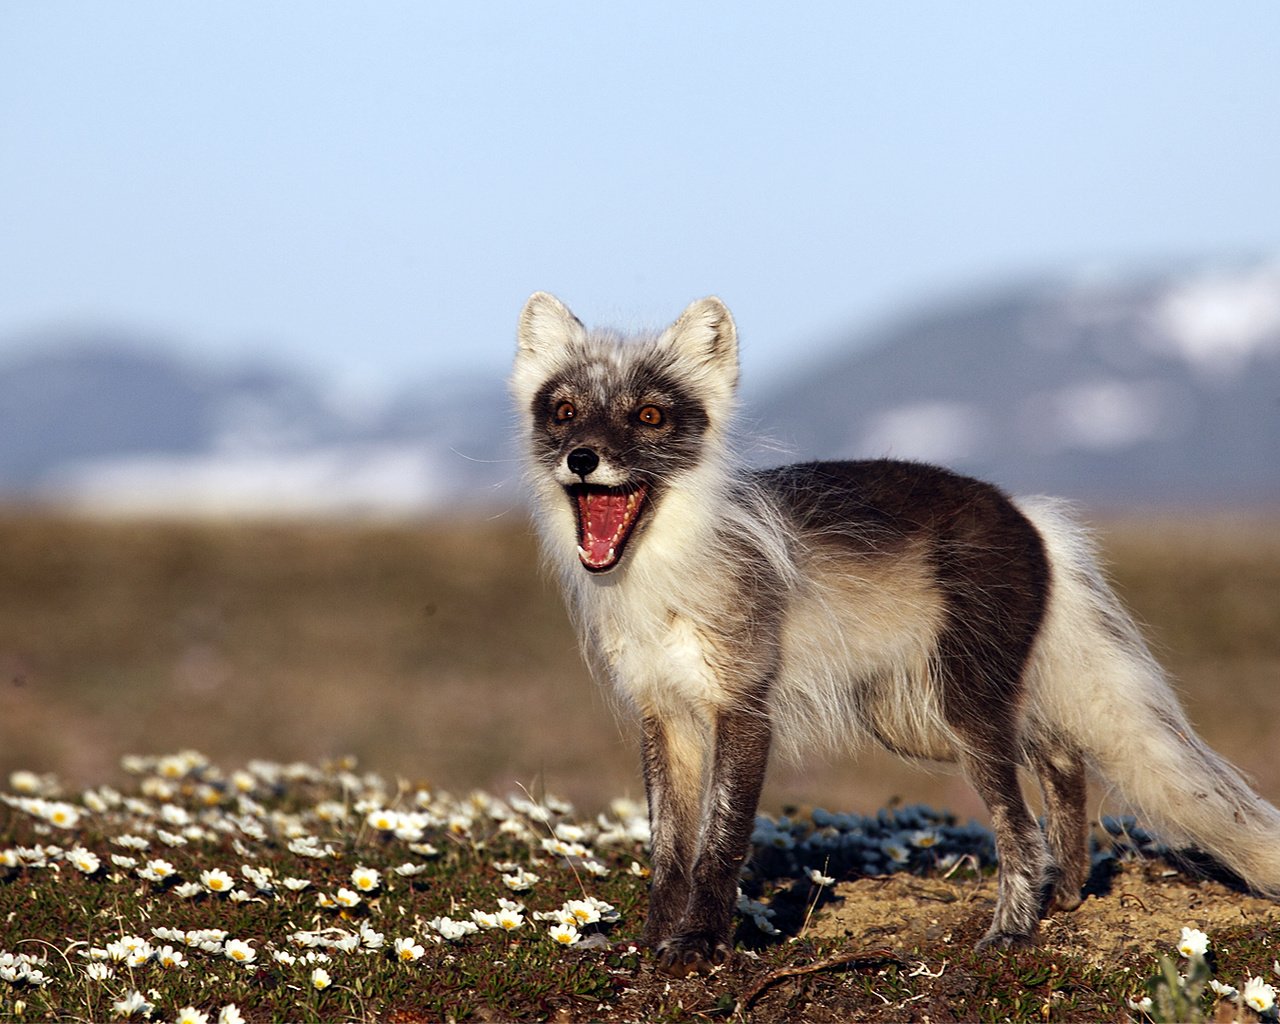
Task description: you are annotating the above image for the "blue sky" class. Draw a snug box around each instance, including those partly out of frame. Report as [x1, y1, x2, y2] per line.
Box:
[2, 2, 1279, 401]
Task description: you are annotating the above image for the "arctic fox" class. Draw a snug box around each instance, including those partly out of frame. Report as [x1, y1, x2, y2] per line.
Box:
[510, 291, 1280, 977]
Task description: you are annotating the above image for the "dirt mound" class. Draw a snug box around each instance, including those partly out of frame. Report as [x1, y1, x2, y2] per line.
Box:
[810, 859, 1280, 972]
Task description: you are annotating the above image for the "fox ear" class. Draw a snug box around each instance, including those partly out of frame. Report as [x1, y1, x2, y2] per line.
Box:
[659, 296, 740, 397]
[517, 292, 586, 357]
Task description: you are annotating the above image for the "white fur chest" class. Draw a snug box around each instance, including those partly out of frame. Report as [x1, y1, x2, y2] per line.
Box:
[581, 581, 724, 715]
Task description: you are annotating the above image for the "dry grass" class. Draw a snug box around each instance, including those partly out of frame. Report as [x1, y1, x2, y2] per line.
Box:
[0, 510, 1276, 816]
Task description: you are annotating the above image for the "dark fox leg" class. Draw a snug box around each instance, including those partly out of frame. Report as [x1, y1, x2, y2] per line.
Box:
[656, 703, 772, 977]
[640, 712, 705, 949]
[940, 636, 1051, 946]
[932, 498, 1054, 947]
[959, 745, 1051, 947]
[1026, 739, 1089, 912]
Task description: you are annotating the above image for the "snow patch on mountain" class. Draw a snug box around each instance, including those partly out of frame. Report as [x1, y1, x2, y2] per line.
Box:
[1147, 264, 1280, 376]
[40, 443, 453, 518]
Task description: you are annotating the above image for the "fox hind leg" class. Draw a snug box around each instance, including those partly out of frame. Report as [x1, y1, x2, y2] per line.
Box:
[956, 744, 1052, 948]
[1026, 738, 1089, 912]
[939, 635, 1052, 946]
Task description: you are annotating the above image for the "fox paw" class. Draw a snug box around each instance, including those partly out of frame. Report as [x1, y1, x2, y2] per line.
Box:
[1049, 889, 1083, 913]
[655, 932, 731, 978]
[976, 928, 1036, 952]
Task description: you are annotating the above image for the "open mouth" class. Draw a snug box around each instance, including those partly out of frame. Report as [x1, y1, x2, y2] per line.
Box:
[568, 483, 649, 573]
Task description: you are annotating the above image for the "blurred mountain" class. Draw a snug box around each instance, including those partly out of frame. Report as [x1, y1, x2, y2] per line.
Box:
[0, 261, 1276, 515]
[0, 340, 514, 516]
[751, 262, 1280, 507]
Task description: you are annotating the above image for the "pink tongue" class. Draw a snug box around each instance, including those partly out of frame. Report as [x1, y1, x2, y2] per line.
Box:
[577, 490, 636, 567]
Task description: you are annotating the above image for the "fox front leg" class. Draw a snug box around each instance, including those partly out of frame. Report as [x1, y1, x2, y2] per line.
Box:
[640, 713, 705, 950]
[655, 705, 771, 978]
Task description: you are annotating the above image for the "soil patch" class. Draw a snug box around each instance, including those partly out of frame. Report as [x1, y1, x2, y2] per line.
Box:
[809, 860, 1280, 972]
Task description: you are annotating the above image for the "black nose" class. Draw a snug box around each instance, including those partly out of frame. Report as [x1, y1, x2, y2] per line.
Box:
[566, 448, 599, 479]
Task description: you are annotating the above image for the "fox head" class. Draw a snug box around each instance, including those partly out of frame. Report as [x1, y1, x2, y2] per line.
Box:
[512, 293, 740, 574]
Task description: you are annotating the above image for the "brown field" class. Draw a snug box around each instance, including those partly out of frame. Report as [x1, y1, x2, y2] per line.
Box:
[0, 509, 1277, 820]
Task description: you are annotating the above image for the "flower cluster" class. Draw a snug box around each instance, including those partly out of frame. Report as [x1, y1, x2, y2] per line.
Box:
[0, 751, 644, 1021]
[1131, 926, 1280, 1022]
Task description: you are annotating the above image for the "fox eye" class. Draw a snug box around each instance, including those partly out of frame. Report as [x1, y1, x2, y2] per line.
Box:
[553, 400, 577, 422]
[636, 405, 664, 427]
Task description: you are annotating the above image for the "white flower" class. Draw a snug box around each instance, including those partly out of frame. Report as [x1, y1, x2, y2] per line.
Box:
[159, 803, 191, 826]
[223, 939, 256, 965]
[806, 867, 836, 886]
[68, 847, 102, 874]
[9, 770, 44, 794]
[548, 923, 580, 946]
[334, 887, 362, 908]
[311, 967, 332, 990]
[502, 868, 539, 892]
[541, 837, 589, 858]
[394, 937, 425, 962]
[394, 862, 429, 877]
[138, 859, 176, 883]
[883, 841, 911, 865]
[1177, 926, 1209, 958]
[156, 945, 188, 969]
[183, 928, 228, 949]
[1243, 976, 1277, 1013]
[560, 899, 601, 927]
[106, 936, 152, 963]
[83, 789, 111, 813]
[217, 1006, 245, 1024]
[174, 1007, 209, 1024]
[429, 916, 479, 942]
[350, 866, 381, 892]
[111, 989, 154, 1018]
[1127, 996, 1153, 1014]
[496, 908, 524, 932]
[288, 836, 333, 858]
[42, 801, 82, 829]
[1209, 979, 1238, 999]
[241, 864, 276, 894]
[282, 877, 311, 892]
[114, 834, 150, 851]
[200, 868, 235, 894]
[173, 881, 203, 899]
[332, 933, 360, 954]
[471, 910, 499, 929]
[86, 961, 113, 981]
[366, 808, 399, 831]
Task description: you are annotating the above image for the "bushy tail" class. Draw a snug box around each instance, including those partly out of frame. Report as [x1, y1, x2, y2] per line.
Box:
[1019, 497, 1280, 897]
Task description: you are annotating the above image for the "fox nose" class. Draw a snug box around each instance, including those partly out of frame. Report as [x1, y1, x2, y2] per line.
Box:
[566, 447, 599, 480]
